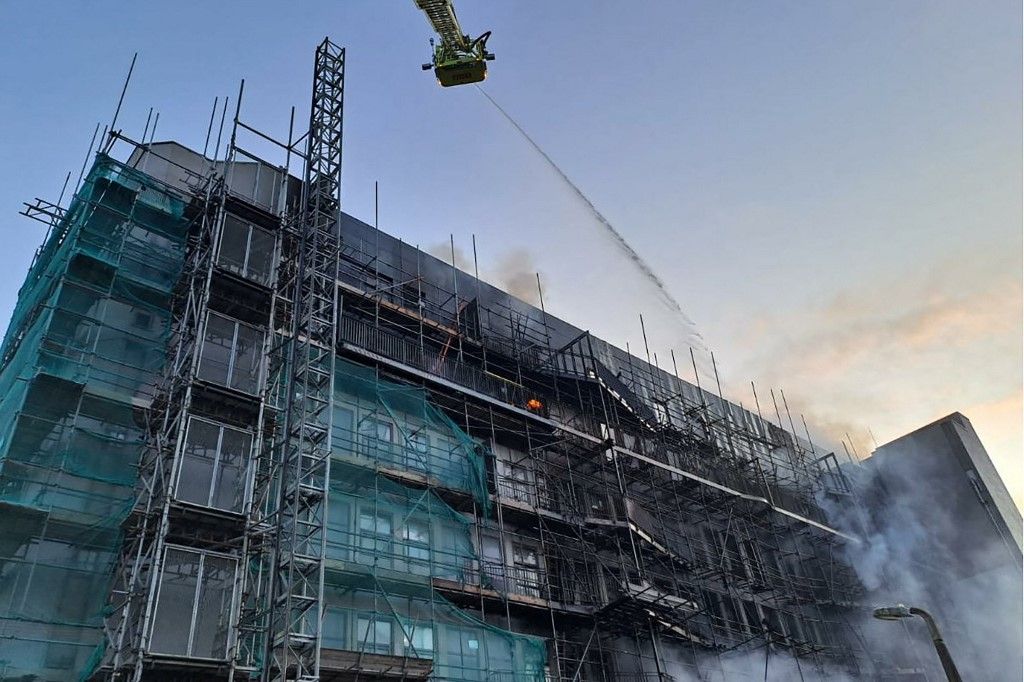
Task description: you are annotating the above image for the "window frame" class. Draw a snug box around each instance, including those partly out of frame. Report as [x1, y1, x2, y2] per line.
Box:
[148, 545, 238, 660]
[404, 519, 431, 574]
[197, 311, 265, 395]
[355, 612, 394, 656]
[174, 415, 254, 513]
[400, 618, 434, 659]
[334, 404, 356, 454]
[510, 540, 542, 598]
[357, 507, 394, 568]
[358, 415, 395, 459]
[216, 213, 277, 286]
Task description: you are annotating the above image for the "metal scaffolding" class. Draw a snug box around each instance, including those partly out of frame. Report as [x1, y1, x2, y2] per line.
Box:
[260, 37, 345, 682]
[327, 216, 875, 680]
[0, 34, 921, 682]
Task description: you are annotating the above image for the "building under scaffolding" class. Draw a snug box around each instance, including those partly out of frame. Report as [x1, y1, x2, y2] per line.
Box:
[0, 38, 942, 682]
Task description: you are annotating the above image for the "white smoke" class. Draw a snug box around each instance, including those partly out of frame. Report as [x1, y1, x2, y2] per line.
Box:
[819, 444, 1023, 680]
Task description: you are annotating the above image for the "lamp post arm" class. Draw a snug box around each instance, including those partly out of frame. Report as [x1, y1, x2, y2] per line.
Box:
[909, 608, 963, 682]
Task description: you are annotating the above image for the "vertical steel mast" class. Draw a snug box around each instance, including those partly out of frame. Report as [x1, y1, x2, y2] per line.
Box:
[262, 37, 344, 682]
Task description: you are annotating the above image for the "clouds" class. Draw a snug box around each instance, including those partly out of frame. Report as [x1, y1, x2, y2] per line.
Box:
[722, 250, 1022, 507]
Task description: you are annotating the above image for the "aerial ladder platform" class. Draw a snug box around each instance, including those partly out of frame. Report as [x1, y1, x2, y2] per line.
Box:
[415, 0, 494, 86]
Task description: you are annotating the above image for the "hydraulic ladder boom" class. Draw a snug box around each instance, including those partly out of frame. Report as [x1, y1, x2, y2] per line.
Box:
[415, 0, 493, 87]
[416, 0, 468, 50]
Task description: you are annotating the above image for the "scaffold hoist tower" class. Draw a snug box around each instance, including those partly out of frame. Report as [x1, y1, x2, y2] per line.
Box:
[259, 37, 344, 682]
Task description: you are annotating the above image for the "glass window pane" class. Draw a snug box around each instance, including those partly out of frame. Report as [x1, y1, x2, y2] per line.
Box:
[358, 511, 392, 567]
[177, 419, 220, 506]
[230, 322, 263, 394]
[327, 498, 351, 561]
[405, 521, 428, 544]
[197, 314, 234, 385]
[191, 555, 235, 659]
[375, 620, 392, 654]
[333, 406, 354, 453]
[323, 607, 347, 650]
[357, 616, 392, 655]
[408, 431, 430, 472]
[149, 549, 198, 656]
[357, 616, 369, 647]
[405, 521, 430, 574]
[246, 225, 276, 285]
[513, 544, 537, 566]
[409, 623, 433, 658]
[210, 426, 252, 512]
[217, 215, 249, 277]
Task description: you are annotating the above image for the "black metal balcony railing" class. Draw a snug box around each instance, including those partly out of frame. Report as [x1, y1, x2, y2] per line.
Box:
[476, 561, 545, 600]
[494, 475, 571, 517]
[339, 315, 530, 409]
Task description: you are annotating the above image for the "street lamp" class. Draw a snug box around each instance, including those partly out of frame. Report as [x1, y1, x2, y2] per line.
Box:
[873, 604, 963, 682]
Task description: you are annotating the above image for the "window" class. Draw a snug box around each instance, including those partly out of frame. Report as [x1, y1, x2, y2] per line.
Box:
[176, 417, 253, 512]
[149, 547, 236, 659]
[406, 429, 431, 471]
[359, 417, 394, 459]
[445, 628, 481, 677]
[217, 214, 276, 285]
[197, 312, 264, 394]
[511, 541, 541, 598]
[409, 429, 429, 453]
[333, 405, 355, 454]
[480, 535, 505, 591]
[327, 497, 352, 561]
[587, 491, 608, 517]
[508, 462, 533, 504]
[496, 456, 534, 505]
[322, 607, 348, 650]
[357, 510, 393, 568]
[224, 161, 284, 218]
[402, 620, 434, 659]
[404, 520, 430, 575]
[742, 539, 766, 584]
[356, 615, 393, 655]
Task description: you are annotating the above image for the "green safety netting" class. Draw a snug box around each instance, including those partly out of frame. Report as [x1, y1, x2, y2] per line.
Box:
[0, 154, 543, 681]
[0, 156, 188, 681]
[322, 464, 548, 681]
[323, 575, 547, 682]
[332, 358, 490, 510]
[327, 461, 477, 583]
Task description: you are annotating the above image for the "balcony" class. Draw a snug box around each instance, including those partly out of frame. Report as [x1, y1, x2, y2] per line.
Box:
[339, 316, 530, 410]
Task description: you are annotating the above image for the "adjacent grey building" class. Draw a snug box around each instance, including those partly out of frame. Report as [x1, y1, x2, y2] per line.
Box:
[853, 412, 1023, 680]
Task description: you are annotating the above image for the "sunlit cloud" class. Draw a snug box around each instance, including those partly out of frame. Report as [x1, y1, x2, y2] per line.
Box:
[722, 257, 1022, 509]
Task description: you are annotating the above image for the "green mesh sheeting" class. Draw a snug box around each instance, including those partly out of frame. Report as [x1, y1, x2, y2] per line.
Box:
[322, 576, 547, 682]
[0, 156, 189, 682]
[332, 358, 490, 509]
[0, 153, 542, 680]
[322, 462, 548, 681]
[327, 461, 477, 583]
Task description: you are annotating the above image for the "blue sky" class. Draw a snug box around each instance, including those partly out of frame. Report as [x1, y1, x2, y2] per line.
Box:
[1, 1, 1020, 505]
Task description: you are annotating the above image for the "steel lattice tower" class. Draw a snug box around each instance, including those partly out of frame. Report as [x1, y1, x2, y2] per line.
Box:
[260, 37, 344, 682]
